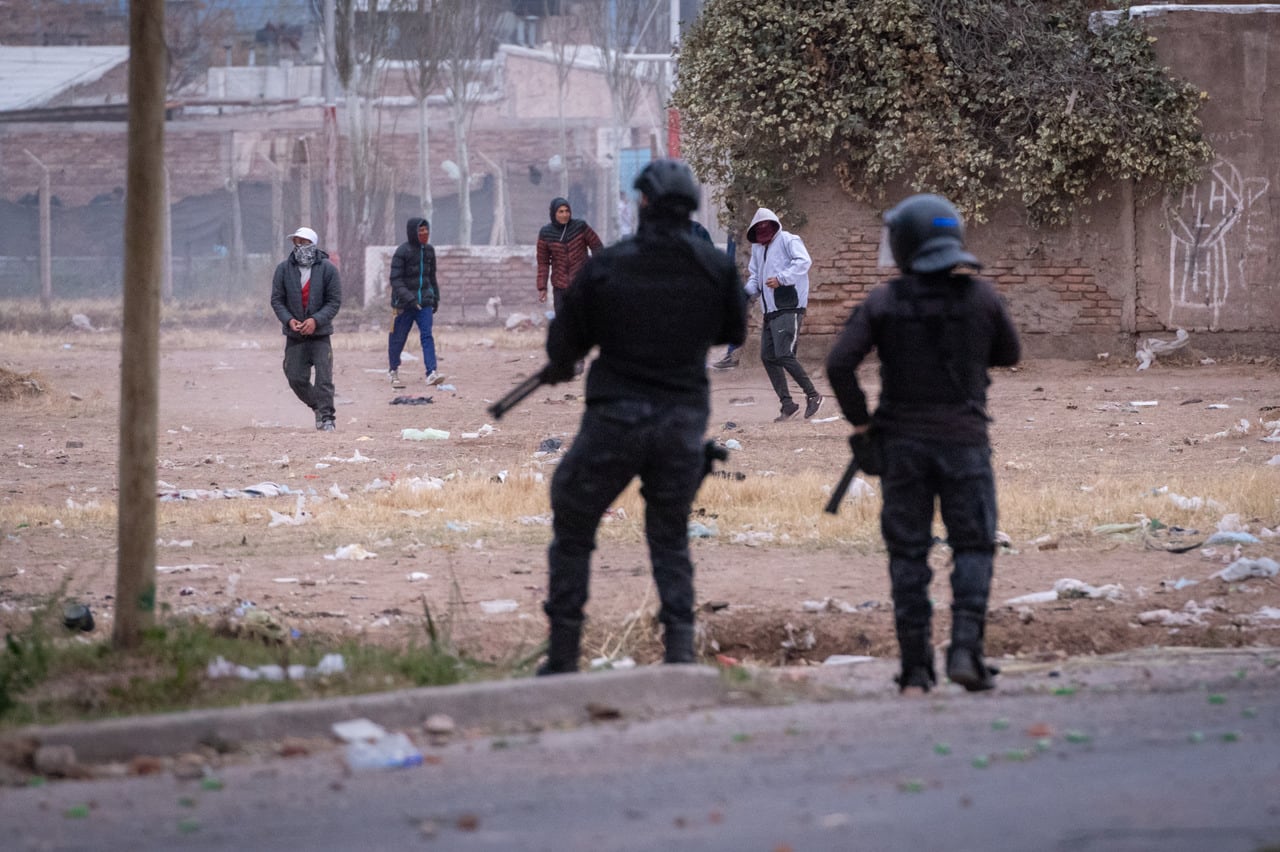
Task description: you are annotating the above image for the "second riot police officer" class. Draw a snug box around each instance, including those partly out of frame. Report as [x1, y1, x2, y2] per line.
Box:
[826, 194, 1021, 694]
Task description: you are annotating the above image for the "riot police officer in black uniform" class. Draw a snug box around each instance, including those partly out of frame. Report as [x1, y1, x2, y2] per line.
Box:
[826, 194, 1021, 693]
[537, 160, 747, 674]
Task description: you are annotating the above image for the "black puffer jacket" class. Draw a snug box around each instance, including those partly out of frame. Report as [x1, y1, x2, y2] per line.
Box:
[390, 217, 439, 309]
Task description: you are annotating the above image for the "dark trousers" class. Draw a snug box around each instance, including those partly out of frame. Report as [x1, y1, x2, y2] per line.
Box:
[546, 399, 708, 630]
[388, 304, 437, 374]
[761, 310, 817, 404]
[282, 336, 335, 423]
[878, 435, 998, 630]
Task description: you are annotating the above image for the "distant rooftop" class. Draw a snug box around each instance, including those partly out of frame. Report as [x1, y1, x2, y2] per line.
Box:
[0, 45, 128, 112]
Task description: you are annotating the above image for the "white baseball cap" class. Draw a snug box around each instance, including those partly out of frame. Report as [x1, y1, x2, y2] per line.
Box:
[289, 226, 319, 245]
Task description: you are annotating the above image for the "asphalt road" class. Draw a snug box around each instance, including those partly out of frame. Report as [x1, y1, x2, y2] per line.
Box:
[4, 656, 1279, 852]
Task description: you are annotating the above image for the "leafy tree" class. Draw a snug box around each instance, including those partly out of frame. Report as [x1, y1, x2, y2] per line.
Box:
[672, 0, 1211, 225]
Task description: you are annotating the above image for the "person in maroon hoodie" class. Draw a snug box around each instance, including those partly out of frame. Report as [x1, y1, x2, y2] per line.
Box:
[536, 197, 602, 313]
[536, 198, 602, 376]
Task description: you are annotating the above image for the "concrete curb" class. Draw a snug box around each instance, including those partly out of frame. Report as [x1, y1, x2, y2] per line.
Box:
[6, 665, 728, 764]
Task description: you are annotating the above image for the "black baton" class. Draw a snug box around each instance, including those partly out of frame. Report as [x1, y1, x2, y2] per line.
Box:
[488, 368, 548, 420]
[824, 457, 860, 515]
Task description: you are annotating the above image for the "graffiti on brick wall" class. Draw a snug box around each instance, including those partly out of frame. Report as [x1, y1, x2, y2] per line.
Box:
[1166, 157, 1268, 328]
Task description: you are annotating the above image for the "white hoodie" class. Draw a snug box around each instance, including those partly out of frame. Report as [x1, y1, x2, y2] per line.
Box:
[743, 207, 812, 314]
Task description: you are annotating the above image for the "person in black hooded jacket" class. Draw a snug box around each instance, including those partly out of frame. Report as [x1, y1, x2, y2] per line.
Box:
[388, 217, 443, 388]
[534, 160, 746, 675]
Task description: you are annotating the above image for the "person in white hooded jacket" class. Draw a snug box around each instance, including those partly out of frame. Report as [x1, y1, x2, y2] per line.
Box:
[743, 207, 823, 421]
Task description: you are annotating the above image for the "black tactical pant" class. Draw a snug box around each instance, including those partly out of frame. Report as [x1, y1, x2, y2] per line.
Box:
[761, 309, 818, 406]
[546, 399, 708, 632]
[282, 335, 335, 424]
[878, 435, 998, 630]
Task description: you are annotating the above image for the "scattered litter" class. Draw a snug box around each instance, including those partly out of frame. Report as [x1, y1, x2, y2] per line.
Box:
[1205, 531, 1260, 546]
[406, 572, 430, 582]
[840, 477, 876, 501]
[444, 521, 470, 532]
[1092, 522, 1143, 536]
[590, 656, 636, 670]
[821, 655, 875, 666]
[1168, 578, 1199, 590]
[1206, 403, 1229, 410]
[159, 481, 300, 501]
[320, 450, 374, 463]
[802, 597, 860, 613]
[538, 437, 563, 452]
[325, 544, 378, 561]
[811, 416, 842, 423]
[328, 484, 348, 500]
[1214, 557, 1279, 582]
[402, 428, 449, 441]
[1137, 601, 1211, 627]
[728, 397, 756, 406]
[404, 476, 445, 493]
[479, 599, 518, 614]
[1006, 578, 1124, 605]
[731, 530, 776, 547]
[390, 396, 433, 405]
[345, 730, 423, 771]
[723, 439, 742, 450]
[272, 577, 300, 584]
[688, 521, 719, 538]
[1130, 400, 1158, 407]
[1163, 491, 1227, 512]
[268, 496, 310, 527]
[157, 538, 194, 548]
[1135, 328, 1189, 370]
[207, 653, 345, 681]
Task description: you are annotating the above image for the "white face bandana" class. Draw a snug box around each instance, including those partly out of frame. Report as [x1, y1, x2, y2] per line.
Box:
[293, 244, 318, 267]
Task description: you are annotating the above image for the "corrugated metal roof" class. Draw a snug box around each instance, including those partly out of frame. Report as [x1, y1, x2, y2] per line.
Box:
[0, 45, 129, 112]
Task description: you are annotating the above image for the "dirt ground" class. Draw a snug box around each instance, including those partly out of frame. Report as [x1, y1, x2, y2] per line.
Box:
[1, 324, 1278, 670]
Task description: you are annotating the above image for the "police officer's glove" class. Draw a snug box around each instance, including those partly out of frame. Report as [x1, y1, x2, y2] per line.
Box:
[540, 361, 576, 385]
[850, 429, 885, 477]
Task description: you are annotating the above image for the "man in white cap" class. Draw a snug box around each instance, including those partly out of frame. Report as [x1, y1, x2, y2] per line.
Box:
[270, 226, 343, 430]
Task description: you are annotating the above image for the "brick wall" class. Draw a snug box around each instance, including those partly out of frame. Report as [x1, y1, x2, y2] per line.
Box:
[363, 244, 541, 326]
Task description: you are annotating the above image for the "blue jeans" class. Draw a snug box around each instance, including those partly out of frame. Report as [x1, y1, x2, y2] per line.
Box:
[546, 399, 708, 630]
[878, 435, 998, 630]
[388, 304, 437, 374]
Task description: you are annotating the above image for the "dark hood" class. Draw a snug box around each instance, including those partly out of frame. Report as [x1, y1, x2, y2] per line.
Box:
[547, 197, 570, 224]
[540, 197, 588, 242]
[405, 216, 429, 246]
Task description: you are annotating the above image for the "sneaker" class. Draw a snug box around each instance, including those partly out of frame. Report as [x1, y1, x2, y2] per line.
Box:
[711, 354, 740, 370]
[774, 401, 800, 422]
[804, 394, 824, 419]
[389, 369, 405, 389]
[424, 370, 443, 386]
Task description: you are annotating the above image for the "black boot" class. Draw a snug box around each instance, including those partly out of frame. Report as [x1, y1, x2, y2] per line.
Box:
[536, 620, 581, 676]
[893, 623, 936, 693]
[663, 622, 696, 664]
[947, 610, 998, 692]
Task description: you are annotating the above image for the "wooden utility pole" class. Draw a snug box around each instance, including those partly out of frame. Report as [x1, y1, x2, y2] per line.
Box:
[114, 0, 166, 649]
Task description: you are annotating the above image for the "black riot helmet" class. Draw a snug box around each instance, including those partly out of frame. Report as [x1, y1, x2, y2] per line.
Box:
[883, 193, 981, 274]
[633, 158, 700, 218]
